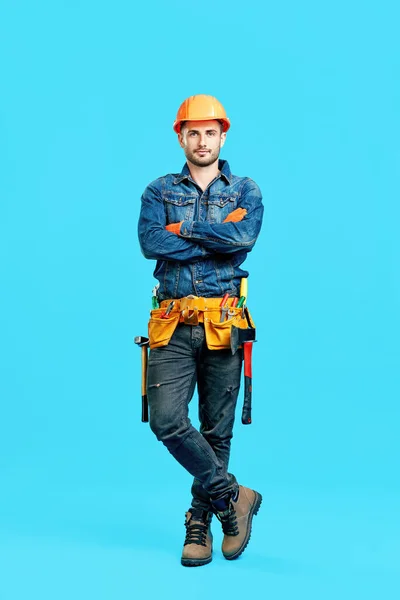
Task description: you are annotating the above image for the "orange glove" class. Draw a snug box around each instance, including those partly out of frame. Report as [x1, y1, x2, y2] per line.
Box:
[223, 208, 247, 223]
[165, 221, 183, 235]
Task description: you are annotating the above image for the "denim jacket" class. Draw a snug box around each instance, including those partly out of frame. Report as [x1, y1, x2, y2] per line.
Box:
[138, 159, 264, 300]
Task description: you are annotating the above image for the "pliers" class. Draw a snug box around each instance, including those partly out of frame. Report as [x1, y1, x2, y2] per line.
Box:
[227, 296, 239, 319]
[219, 293, 230, 322]
[160, 300, 175, 319]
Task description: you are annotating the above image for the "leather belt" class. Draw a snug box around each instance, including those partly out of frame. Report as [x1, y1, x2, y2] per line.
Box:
[159, 296, 239, 326]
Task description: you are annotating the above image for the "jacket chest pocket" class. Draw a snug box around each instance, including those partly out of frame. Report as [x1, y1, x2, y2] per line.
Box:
[164, 194, 196, 223]
[206, 194, 238, 223]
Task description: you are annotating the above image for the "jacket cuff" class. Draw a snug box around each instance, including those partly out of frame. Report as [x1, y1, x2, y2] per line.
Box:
[180, 220, 194, 237]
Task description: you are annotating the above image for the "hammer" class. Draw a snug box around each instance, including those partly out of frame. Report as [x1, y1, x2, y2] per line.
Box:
[231, 326, 256, 425]
[134, 335, 149, 422]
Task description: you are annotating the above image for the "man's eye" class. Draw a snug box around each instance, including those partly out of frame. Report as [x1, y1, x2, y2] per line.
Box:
[207, 131, 216, 136]
[189, 132, 197, 137]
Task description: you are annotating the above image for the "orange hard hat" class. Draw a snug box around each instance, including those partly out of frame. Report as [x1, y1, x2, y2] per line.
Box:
[173, 94, 230, 133]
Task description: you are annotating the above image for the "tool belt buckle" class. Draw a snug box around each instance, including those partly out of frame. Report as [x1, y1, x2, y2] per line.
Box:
[182, 307, 199, 325]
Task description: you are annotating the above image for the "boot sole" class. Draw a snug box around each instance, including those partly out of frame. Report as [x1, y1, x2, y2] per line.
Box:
[181, 555, 212, 567]
[223, 491, 262, 561]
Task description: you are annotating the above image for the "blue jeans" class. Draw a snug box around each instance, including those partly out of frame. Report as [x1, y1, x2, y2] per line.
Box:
[147, 323, 242, 511]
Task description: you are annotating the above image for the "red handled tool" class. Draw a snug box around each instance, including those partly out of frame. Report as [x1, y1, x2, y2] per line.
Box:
[227, 296, 239, 319]
[219, 293, 230, 322]
[231, 277, 256, 424]
[160, 300, 175, 319]
[242, 340, 254, 424]
[230, 326, 256, 425]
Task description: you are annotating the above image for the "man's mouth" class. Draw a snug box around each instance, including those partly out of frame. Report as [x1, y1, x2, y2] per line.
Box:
[196, 149, 210, 155]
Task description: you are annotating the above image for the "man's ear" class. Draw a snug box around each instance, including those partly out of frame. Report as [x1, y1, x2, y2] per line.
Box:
[178, 132, 185, 148]
[220, 132, 227, 148]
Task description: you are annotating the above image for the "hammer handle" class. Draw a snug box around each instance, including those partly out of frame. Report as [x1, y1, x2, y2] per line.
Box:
[141, 345, 149, 423]
[242, 377, 252, 424]
[241, 342, 253, 424]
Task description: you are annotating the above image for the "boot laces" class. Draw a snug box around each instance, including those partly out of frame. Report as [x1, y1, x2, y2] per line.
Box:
[183, 511, 210, 547]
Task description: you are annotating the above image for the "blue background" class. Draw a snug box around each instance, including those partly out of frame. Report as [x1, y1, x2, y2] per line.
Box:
[1, 0, 399, 598]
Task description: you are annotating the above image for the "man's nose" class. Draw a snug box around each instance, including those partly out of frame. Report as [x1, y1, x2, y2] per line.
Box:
[198, 133, 207, 146]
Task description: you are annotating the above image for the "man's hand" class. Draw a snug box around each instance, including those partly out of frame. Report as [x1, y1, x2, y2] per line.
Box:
[223, 208, 247, 223]
[165, 221, 183, 235]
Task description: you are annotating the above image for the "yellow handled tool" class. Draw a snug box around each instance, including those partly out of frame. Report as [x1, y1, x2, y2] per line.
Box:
[240, 278, 248, 299]
[237, 278, 248, 308]
[134, 335, 149, 422]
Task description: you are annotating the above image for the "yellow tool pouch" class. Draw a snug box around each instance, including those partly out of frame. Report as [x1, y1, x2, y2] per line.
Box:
[203, 307, 250, 351]
[148, 296, 256, 351]
[148, 308, 181, 349]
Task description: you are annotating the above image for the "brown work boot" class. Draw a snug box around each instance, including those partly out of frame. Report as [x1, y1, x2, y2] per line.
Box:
[212, 485, 262, 560]
[181, 508, 213, 567]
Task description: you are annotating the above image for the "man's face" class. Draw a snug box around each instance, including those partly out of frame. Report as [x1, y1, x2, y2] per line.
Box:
[178, 120, 226, 168]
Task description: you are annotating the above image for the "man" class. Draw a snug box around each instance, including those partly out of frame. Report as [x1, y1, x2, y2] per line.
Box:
[138, 94, 264, 567]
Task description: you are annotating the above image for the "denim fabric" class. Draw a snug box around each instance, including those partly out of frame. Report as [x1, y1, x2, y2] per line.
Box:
[138, 160, 264, 300]
[147, 323, 242, 509]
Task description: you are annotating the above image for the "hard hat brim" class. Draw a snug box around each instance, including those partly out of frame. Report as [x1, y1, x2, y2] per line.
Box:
[173, 117, 230, 134]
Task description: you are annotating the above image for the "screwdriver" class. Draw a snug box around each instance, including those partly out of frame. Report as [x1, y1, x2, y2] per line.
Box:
[152, 284, 160, 309]
[237, 296, 246, 308]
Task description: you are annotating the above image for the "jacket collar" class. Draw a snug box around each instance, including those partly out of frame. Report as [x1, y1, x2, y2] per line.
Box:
[173, 159, 232, 185]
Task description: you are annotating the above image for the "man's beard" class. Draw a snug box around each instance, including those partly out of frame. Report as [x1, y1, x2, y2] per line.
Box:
[184, 146, 220, 168]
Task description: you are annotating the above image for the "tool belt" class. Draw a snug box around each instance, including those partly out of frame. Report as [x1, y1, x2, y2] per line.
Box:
[148, 296, 255, 351]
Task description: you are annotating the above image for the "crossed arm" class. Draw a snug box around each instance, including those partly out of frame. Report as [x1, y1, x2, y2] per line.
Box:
[138, 181, 263, 262]
[138, 184, 211, 263]
[165, 206, 247, 233]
